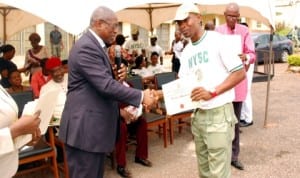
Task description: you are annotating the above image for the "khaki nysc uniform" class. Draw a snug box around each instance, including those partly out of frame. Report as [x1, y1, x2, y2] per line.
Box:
[178, 30, 242, 178]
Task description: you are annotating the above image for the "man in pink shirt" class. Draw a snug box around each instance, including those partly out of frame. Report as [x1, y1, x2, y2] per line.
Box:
[30, 58, 52, 98]
[215, 2, 256, 171]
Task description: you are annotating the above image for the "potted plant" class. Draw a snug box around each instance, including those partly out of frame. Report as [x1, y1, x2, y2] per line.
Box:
[287, 54, 300, 72]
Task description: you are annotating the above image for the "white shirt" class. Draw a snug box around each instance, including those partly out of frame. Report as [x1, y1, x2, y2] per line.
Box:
[132, 67, 153, 78]
[147, 64, 165, 75]
[179, 31, 243, 109]
[88, 29, 145, 105]
[0, 85, 19, 178]
[147, 44, 163, 62]
[40, 74, 68, 123]
[173, 40, 185, 59]
[124, 39, 145, 55]
[24, 46, 49, 75]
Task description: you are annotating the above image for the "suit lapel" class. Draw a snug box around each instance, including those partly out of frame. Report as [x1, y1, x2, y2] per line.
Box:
[86, 31, 114, 77]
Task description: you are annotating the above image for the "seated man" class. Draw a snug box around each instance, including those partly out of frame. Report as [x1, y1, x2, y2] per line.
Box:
[147, 51, 165, 75]
[40, 57, 67, 124]
[142, 51, 165, 89]
[39, 57, 67, 163]
[115, 106, 152, 178]
[108, 45, 152, 177]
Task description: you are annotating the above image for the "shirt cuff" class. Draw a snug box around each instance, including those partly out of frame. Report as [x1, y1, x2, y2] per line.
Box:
[0, 127, 15, 155]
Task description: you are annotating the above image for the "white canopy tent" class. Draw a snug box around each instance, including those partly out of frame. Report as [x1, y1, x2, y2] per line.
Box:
[0, 3, 44, 43]
[116, 0, 275, 33]
[0, 0, 275, 36]
[0, 0, 276, 125]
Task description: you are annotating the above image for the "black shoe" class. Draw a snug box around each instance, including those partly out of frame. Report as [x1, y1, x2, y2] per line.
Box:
[116, 166, 132, 178]
[231, 160, 244, 170]
[135, 157, 152, 167]
[240, 120, 253, 127]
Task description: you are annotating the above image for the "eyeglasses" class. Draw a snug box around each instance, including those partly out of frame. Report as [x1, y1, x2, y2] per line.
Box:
[225, 14, 239, 19]
[100, 20, 119, 29]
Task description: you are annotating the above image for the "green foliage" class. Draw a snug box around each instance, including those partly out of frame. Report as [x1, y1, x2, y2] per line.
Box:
[275, 22, 291, 36]
[277, 28, 292, 36]
[287, 54, 300, 66]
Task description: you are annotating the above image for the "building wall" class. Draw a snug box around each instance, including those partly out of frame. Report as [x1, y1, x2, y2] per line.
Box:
[5, 22, 72, 61]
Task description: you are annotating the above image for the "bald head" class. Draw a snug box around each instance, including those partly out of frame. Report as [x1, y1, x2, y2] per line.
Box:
[225, 3, 239, 14]
[89, 6, 118, 45]
[224, 3, 240, 30]
[90, 6, 117, 27]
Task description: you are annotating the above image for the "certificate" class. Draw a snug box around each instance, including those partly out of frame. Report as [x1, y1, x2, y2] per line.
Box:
[162, 77, 200, 115]
[14, 89, 60, 149]
[222, 34, 242, 56]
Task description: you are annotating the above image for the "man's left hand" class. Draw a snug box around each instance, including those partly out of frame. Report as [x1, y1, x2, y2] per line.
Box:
[117, 64, 127, 82]
[238, 54, 247, 62]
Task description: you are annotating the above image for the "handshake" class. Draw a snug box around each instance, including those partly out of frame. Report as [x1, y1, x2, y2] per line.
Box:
[142, 89, 163, 109]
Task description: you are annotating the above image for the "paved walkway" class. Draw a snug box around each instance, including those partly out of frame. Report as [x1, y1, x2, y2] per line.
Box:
[15, 63, 300, 178]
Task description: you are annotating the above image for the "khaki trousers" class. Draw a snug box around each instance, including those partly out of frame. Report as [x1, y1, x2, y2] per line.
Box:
[191, 103, 237, 178]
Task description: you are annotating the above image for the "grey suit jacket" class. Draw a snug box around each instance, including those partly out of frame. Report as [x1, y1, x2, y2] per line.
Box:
[59, 31, 142, 153]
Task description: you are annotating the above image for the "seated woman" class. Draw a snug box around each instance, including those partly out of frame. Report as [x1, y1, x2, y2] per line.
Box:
[6, 69, 31, 94]
[131, 55, 156, 89]
[131, 55, 152, 77]
[0, 44, 18, 88]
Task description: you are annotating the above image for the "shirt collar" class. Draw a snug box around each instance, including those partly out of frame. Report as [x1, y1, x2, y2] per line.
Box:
[89, 28, 106, 48]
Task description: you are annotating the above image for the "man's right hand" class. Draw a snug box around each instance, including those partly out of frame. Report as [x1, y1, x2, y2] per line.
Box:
[142, 89, 157, 109]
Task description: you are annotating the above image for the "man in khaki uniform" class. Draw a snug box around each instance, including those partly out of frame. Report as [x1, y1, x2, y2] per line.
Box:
[173, 3, 246, 178]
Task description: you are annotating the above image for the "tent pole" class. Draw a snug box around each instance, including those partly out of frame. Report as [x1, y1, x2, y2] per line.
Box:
[146, 4, 153, 35]
[263, 27, 274, 128]
[0, 8, 11, 44]
[0, 9, 5, 44]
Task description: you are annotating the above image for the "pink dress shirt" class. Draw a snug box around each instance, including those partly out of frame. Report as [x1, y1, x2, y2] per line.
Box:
[215, 24, 256, 101]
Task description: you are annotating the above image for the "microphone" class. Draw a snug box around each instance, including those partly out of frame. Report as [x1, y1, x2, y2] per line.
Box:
[115, 45, 122, 70]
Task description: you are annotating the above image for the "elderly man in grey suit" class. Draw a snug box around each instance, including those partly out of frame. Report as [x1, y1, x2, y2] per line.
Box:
[58, 6, 156, 178]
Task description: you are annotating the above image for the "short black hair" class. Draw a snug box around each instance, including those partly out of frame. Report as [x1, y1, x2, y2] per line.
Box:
[7, 68, 19, 79]
[135, 55, 144, 68]
[62, 59, 68, 65]
[115, 34, 126, 46]
[151, 51, 159, 58]
[40, 58, 48, 68]
[0, 44, 15, 54]
[240, 22, 248, 27]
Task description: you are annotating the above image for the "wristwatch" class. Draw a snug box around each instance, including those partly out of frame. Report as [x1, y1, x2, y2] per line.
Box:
[209, 88, 218, 98]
